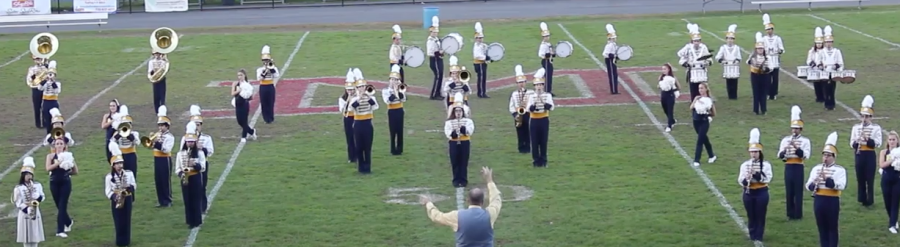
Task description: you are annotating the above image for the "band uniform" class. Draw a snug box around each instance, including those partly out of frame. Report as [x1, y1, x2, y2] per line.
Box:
[382, 65, 407, 155]
[715, 24, 742, 99]
[442, 55, 470, 107]
[350, 68, 380, 174]
[110, 105, 140, 179]
[105, 147, 135, 247]
[509, 65, 531, 154]
[762, 14, 785, 100]
[778, 106, 811, 220]
[538, 22, 555, 95]
[43, 108, 75, 150]
[424, 181, 502, 246]
[148, 52, 168, 113]
[473, 22, 491, 98]
[815, 26, 843, 111]
[851, 96, 882, 207]
[38, 61, 61, 134]
[339, 69, 358, 163]
[748, 32, 771, 115]
[15, 157, 46, 247]
[527, 68, 554, 167]
[27, 57, 47, 129]
[678, 23, 712, 102]
[185, 105, 214, 212]
[601, 24, 620, 94]
[178, 121, 207, 229]
[808, 27, 827, 103]
[806, 131, 846, 247]
[445, 103, 475, 188]
[258, 45, 281, 124]
[740, 128, 772, 242]
[427, 17, 445, 100]
[152, 105, 176, 207]
[390, 25, 405, 83]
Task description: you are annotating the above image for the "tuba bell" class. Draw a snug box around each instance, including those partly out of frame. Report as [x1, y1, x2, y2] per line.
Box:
[51, 127, 66, 140]
[117, 122, 133, 138]
[459, 66, 471, 84]
[29, 33, 59, 88]
[140, 131, 161, 148]
[148, 27, 179, 83]
[364, 84, 377, 96]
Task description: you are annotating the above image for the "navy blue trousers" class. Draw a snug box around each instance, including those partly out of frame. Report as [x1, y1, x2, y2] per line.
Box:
[813, 80, 826, 102]
[449, 140, 470, 187]
[152, 79, 166, 113]
[387, 108, 404, 155]
[856, 150, 877, 206]
[784, 164, 805, 219]
[429, 57, 444, 98]
[814, 195, 841, 247]
[353, 119, 374, 173]
[743, 187, 769, 241]
[32, 88, 42, 128]
[181, 174, 204, 227]
[767, 68, 780, 99]
[541, 59, 554, 93]
[235, 101, 255, 138]
[605, 58, 619, 94]
[751, 73, 769, 114]
[514, 113, 530, 153]
[259, 84, 276, 123]
[343, 116, 356, 162]
[49, 178, 72, 234]
[881, 170, 900, 228]
[660, 91, 676, 128]
[692, 120, 714, 163]
[42, 100, 59, 134]
[110, 197, 133, 247]
[105, 127, 115, 162]
[530, 117, 550, 167]
[202, 161, 209, 212]
[474, 63, 488, 96]
[824, 80, 837, 110]
[123, 152, 138, 179]
[154, 156, 172, 206]
[725, 78, 739, 99]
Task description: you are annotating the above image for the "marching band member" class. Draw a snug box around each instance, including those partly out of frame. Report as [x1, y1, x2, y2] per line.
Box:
[39, 60, 60, 134]
[816, 26, 843, 111]
[602, 24, 620, 94]
[738, 128, 772, 242]
[43, 108, 75, 148]
[879, 131, 900, 233]
[15, 157, 46, 247]
[538, 22, 555, 95]
[420, 167, 502, 245]
[382, 65, 407, 155]
[451, 92, 471, 118]
[27, 57, 46, 129]
[45, 128, 78, 238]
[678, 23, 712, 102]
[339, 69, 357, 163]
[390, 24, 405, 83]
[715, 24, 743, 99]
[148, 51, 168, 112]
[657, 66, 681, 133]
[152, 105, 175, 207]
[851, 95, 882, 207]
[185, 105, 213, 212]
[427, 17, 444, 100]
[445, 102, 475, 187]
[110, 105, 140, 178]
[177, 122, 207, 229]
[105, 143, 135, 247]
[778, 105, 811, 220]
[806, 132, 846, 247]
[762, 14, 785, 100]
[527, 68, 554, 167]
[473, 22, 491, 98]
[809, 27, 826, 103]
[748, 32, 771, 115]
[690, 83, 717, 167]
[442, 55, 470, 107]
[508, 65, 531, 153]
[350, 68, 379, 174]
[232, 69, 258, 142]
[101, 100, 120, 161]
[257, 45, 281, 124]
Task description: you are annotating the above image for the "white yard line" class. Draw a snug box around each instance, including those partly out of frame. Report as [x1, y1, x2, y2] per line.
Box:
[0, 51, 30, 69]
[558, 23, 763, 247]
[184, 31, 310, 247]
[806, 14, 900, 49]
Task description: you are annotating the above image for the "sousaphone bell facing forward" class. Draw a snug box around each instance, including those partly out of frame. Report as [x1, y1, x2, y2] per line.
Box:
[29, 33, 59, 88]
[148, 27, 179, 83]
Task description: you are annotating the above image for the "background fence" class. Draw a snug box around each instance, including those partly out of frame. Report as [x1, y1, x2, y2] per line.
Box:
[46, 0, 489, 13]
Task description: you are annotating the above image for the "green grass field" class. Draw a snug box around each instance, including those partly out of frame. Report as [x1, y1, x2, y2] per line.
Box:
[2, 6, 900, 247]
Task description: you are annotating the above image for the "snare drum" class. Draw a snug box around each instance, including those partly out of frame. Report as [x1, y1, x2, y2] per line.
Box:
[403, 46, 425, 68]
[723, 64, 740, 79]
[796, 66, 809, 78]
[486, 42, 505, 62]
[807, 68, 825, 81]
[690, 69, 708, 83]
[555, 41, 573, 58]
[834, 70, 856, 84]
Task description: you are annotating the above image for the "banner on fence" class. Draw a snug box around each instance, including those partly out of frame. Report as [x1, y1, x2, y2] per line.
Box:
[145, 0, 188, 12]
[73, 0, 117, 13]
[1, 0, 51, 16]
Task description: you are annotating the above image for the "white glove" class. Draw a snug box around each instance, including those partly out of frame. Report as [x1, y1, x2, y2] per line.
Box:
[674, 91, 681, 98]
[708, 117, 713, 123]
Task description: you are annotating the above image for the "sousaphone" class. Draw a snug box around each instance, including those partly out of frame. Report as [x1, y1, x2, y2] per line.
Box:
[148, 27, 179, 83]
[29, 33, 59, 87]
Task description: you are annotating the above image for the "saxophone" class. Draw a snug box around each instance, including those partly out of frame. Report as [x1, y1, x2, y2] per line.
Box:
[26, 182, 38, 220]
[181, 149, 194, 186]
[114, 171, 131, 209]
[514, 89, 527, 127]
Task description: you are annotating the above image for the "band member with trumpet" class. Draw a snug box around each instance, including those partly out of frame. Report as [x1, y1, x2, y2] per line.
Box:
[110, 105, 140, 178]
[778, 105, 811, 220]
[602, 24, 621, 94]
[528, 68, 554, 167]
[339, 69, 357, 163]
[715, 24, 743, 100]
[390, 24, 405, 83]
[38, 60, 61, 134]
[538, 22, 555, 95]
[43, 108, 75, 149]
[809, 27, 826, 103]
[28, 32, 57, 130]
[258, 45, 281, 124]
[445, 102, 475, 187]
[177, 122, 207, 229]
[509, 65, 531, 153]
[442, 55, 470, 107]
[147, 105, 175, 207]
[14, 157, 46, 247]
[184, 104, 214, 212]
[45, 127, 78, 238]
[105, 143, 135, 247]
[657, 66, 681, 133]
[748, 32, 771, 115]
[382, 65, 407, 155]
[420, 167, 502, 245]
[27, 56, 47, 129]
[806, 131, 846, 247]
[232, 69, 258, 142]
[102, 99, 121, 161]
[350, 68, 379, 174]
[427, 17, 444, 100]
[879, 131, 900, 233]
[816, 26, 843, 111]
[473, 22, 491, 98]
[148, 27, 178, 113]
[851, 95, 882, 207]
[761, 14, 785, 100]
[678, 23, 712, 102]
[739, 128, 772, 242]
[690, 83, 717, 167]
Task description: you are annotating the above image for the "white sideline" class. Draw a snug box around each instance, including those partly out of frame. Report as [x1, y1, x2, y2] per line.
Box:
[184, 31, 310, 247]
[683, 19, 861, 119]
[806, 14, 900, 49]
[557, 23, 763, 247]
[0, 51, 30, 69]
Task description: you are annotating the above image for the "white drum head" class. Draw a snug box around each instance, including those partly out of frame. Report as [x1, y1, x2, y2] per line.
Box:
[441, 36, 459, 55]
[404, 46, 425, 68]
[616, 45, 633, 61]
[487, 43, 505, 61]
[556, 41, 573, 58]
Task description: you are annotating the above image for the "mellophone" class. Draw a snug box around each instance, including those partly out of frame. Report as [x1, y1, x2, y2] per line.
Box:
[796, 65, 857, 84]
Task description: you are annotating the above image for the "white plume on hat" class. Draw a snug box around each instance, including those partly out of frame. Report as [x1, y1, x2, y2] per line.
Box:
[815, 27, 824, 42]
[391, 64, 401, 74]
[540, 22, 550, 36]
[345, 68, 355, 83]
[658, 75, 676, 91]
[447, 92, 466, 118]
[23, 157, 35, 169]
[108, 142, 122, 157]
[261, 45, 270, 55]
[392, 24, 402, 39]
[824, 25, 833, 41]
[515, 65, 524, 77]
[755, 31, 764, 47]
[353, 68, 365, 80]
[157, 105, 167, 117]
[824, 131, 838, 153]
[190, 105, 201, 117]
[686, 23, 701, 40]
[749, 128, 760, 144]
[432, 16, 439, 28]
[862, 95, 873, 108]
[726, 24, 737, 38]
[790, 105, 801, 120]
[185, 121, 197, 135]
[119, 105, 130, 116]
[605, 23, 617, 39]
[48, 60, 57, 69]
[50, 107, 62, 118]
[474, 22, 484, 38]
[534, 68, 546, 79]
[449, 55, 458, 66]
[453, 92, 464, 104]
[762, 13, 772, 27]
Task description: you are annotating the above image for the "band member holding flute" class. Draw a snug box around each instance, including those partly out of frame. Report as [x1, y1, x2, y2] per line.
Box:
[538, 22, 555, 95]
[420, 167, 501, 245]
[27, 57, 47, 129]
[445, 101, 475, 188]
[15, 157, 46, 247]
[232, 69, 257, 143]
[806, 131, 846, 247]
[350, 68, 379, 174]
[152, 105, 175, 208]
[442, 56, 470, 107]
[678, 23, 711, 102]
[527, 68, 554, 167]
[657, 64, 681, 133]
[602, 24, 620, 94]
[45, 130, 78, 238]
[110, 105, 140, 178]
[43, 108, 75, 149]
[715, 24, 743, 99]
[851, 95, 882, 207]
[508, 65, 531, 153]
[258, 45, 281, 124]
[748, 32, 771, 115]
[382, 65, 407, 155]
[739, 128, 772, 242]
[473, 22, 490, 98]
[185, 105, 213, 213]
[102, 100, 120, 161]
[39, 60, 60, 134]
[427, 17, 444, 100]
[339, 69, 357, 163]
[816, 26, 843, 111]
[177, 122, 207, 229]
[105, 143, 135, 247]
[690, 83, 717, 167]
[761, 14, 785, 100]
[879, 131, 900, 233]
[778, 105, 811, 220]
[390, 25, 405, 83]
[808, 27, 826, 103]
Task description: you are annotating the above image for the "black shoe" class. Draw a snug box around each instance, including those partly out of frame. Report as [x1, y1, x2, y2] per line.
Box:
[156, 204, 171, 208]
[482, 95, 490, 98]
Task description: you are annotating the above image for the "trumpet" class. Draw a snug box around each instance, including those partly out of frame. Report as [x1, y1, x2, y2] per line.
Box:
[51, 127, 66, 140]
[363, 84, 376, 96]
[459, 67, 471, 84]
[140, 131, 161, 148]
[117, 122, 133, 138]
[392, 83, 407, 100]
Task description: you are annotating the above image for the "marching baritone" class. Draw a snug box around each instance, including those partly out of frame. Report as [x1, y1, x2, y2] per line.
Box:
[339, 69, 357, 163]
[690, 83, 717, 167]
[762, 14, 785, 100]
[739, 128, 773, 242]
[658, 68, 681, 133]
[420, 167, 502, 246]
[472, 22, 491, 98]
[382, 65, 407, 155]
[815, 26, 843, 111]
[445, 103, 475, 187]
[427, 16, 445, 100]
[43, 108, 75, 148]
[45, 131, 79, 238]
[258, 45, 281, 124]
[778, 105, 812, 220]
[538, 22, 555, 95]
[185, 105, 214, 212]
[809, 27, 826, 103]
[678, 23, 712, 102]
[748, 32, 771, 115]
[102, 99, 121, 161]
[39, 60, 61, 134]
[27, 56, 47, 129]
[350, 68, 380, 174]
[851, 95, 882, 207]
[232, 69, 258, 142]
[715, 24, 743, 99]
[149, 105, 175, 207]
[110, 105, 140, 178]
[527, 68, 554, 167]
[806, 131, 847, 247]
[442, 55, 470, 107]
[15, 157, 46, 247]
[880, 131, 900, 233]
[601, 23, 620, 94]
[508, 64, 531, 153]
[177, 122, 207, 229]
[390, 24, 405, 83]
[105, 144, 135, 247]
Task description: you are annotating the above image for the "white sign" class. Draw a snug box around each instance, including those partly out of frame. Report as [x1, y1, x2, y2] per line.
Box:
[385, 185, 534, 205]
[73, 0, 117, 13]
[144, 0, 187, 12]
[1, 0, 51, 16]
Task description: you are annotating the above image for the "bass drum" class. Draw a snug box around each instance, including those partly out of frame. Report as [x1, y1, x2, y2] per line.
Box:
[486, 42, 505, 62]
[555, 41, 573, 58]
[440, 33, 464, 55]
[403, 46, 425, 68]
[616, 45, 633, 61]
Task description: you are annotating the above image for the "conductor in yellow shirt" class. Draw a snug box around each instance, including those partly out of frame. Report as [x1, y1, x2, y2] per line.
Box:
[420, 167, 502, 245]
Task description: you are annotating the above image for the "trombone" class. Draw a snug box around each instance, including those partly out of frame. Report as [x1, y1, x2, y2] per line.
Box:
[140, 132, 162, 148]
